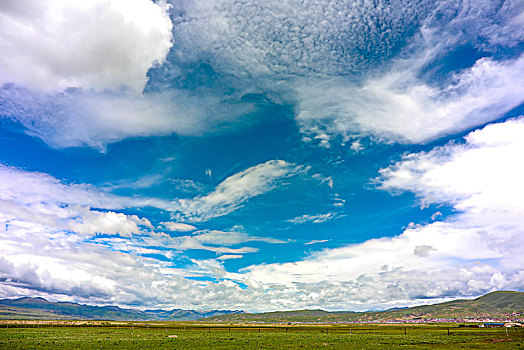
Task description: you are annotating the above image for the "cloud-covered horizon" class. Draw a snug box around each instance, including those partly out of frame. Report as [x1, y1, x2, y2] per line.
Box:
[0, 0, 523, 312]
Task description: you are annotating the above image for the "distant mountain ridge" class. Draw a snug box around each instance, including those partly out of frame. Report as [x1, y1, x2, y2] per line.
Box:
[205, 291, 524, 323]
[0, 297, 244, 321]
[0, 291, 522, 322]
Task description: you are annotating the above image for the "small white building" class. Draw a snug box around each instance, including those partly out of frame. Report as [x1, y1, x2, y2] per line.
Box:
[504, 322, 522, 327]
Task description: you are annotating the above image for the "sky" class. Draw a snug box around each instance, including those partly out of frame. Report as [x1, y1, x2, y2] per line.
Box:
[0, 0, 523, 312]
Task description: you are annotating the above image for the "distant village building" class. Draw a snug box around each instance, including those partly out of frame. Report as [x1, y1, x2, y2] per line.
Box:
[482, 322, 505, 328]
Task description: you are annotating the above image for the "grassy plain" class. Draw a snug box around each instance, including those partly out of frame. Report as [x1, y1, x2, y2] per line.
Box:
[0, 323, 523, 349]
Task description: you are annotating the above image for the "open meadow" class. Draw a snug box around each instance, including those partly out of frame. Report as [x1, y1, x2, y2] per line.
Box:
[0, 322, 523, 349]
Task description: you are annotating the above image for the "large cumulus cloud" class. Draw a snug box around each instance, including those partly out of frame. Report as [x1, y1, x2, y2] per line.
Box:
[0, 0, 172, 92]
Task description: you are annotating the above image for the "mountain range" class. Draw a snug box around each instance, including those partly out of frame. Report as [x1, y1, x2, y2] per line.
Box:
[0, 297, 244, 321]
[0, 291, 522, 322]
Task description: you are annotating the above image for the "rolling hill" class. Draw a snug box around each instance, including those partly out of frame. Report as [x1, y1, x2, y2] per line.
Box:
[0, 297, 244, 321]
[204, 291, 524, 323]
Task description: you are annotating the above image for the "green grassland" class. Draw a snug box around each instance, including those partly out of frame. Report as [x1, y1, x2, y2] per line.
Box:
[0, 323, 523, 349]
[1, 291, 522, 348]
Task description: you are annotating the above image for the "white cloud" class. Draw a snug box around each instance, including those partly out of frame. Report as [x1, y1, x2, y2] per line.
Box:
[169, 237, 259, 255]
[0, 161, 326, 311]
[0, 165, 177, 269]
[428, 0, 524, 50]
[190, 230, 286, 246]
[0, 163, 127, 210]
[0, 86, 253, 149]
[0, 160, 305, 243]
[295, 0, 524, 144]
[171, 0, 434, 77]
[376, 116, 524, 211]
[0, 163, 172, 212]
[0, 0, 173, 92]
[350, 141, 363, 152]
[145, 228, 287, 256]
[239, 216, 524, 309]
[288, 213, 339, 224]
[0, 163, 261, 256]
[0, 218, 215, 306]
[430, 211, 442, 220]
[217, 255, 243, 260]
[296, 54, 524, 144]
[172, 160, 306, 222]
[160, 222, 197, 232]
[485, 3, 524, 47]
[72, 210, 152, 237]
[304, 239, 329, 246]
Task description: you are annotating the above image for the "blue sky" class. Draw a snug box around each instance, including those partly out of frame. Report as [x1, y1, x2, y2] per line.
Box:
[0, 0, 523, 312]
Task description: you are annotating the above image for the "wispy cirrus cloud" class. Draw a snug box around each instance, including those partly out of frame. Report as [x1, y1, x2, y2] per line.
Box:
[296, 54, 524, 144]
[0, 85, 253, 149]
[0, 159, 306, 237]
[171, 160, 307, 222]
[175, 238, 258, 255]
[189, 229, 286, 246]
[216, 255, 244, 260]
[304, 239, 329, 246]
[0, 163, 132, 211]
[0, 163, 173, 213]
[288, 213, 340, 224]
[160, 222, 197, 232]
